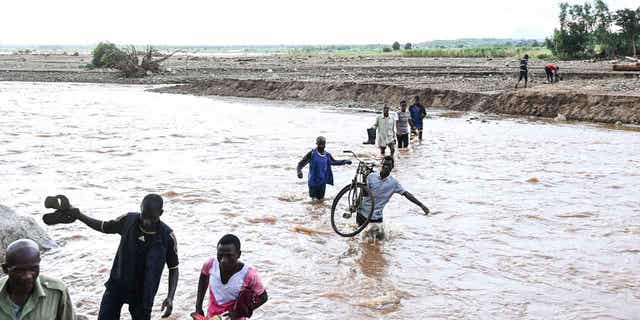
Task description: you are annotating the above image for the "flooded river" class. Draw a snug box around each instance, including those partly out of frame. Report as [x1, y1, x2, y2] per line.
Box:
[0, 82, 639, 319]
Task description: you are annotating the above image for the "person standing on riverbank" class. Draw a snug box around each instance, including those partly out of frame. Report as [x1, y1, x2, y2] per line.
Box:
[374, 106, 397, 157]
[194, 234, 268, 320]
[396, 100, 411, 149]
[409, 96, 426, 142]
[515, 54, 530, 88]
[297, 136, 352, 200]
[62, 194, 179, 320]
[0, 239, 75, 320]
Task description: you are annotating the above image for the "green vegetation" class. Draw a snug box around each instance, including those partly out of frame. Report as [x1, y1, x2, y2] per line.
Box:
[402, 47, 551, 58]
[90, 42, 126, 68]
[547, 0, 640, 59]
[392, 41, 401, 51]
[88, 42, 179, 77]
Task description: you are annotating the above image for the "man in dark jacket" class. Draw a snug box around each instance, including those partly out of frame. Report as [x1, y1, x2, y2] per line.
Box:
[65, 194, 178, 320]
[297, 136, 352, 200]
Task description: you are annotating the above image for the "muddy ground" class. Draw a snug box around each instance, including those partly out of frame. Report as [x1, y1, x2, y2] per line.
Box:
[1, 53, 639, 123]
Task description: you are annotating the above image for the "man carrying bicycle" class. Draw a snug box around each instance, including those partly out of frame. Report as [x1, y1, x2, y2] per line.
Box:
[357, 156, 430, 227]
[297, 136, 352, 200]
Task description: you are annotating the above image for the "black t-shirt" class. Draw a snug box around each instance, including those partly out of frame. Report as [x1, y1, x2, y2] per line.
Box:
[102, 215, 179, 269]
[519, 59, 528, 71]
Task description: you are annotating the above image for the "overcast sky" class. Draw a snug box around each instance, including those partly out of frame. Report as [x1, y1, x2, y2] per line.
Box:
[2, 0, 638, 45]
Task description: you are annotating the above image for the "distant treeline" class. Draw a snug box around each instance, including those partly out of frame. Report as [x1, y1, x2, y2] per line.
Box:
[414, 38, 545, 49]
[546, 0, 639, 59]
[402, 47, 551, 59]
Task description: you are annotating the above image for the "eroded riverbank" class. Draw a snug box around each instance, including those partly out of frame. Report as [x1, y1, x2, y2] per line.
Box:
[155, 79, 640, 124]
[1, 54, 640, 124]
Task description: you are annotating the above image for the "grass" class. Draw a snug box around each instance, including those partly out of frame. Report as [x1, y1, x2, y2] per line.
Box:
[402, 47, 552, 58]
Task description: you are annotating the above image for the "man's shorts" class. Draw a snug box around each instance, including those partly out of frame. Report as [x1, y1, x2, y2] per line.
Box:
[308, 184, 326, 199]
[357, 214, 383, 226]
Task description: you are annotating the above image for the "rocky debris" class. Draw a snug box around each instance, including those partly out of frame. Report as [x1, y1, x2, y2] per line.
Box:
[0, 204, 56, 262]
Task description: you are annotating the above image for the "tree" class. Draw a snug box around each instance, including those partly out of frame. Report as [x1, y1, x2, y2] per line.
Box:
[615, 8, 640, 57]
[89, 42, 180, 77]
[404, 42, 412, 50]
[392, 41, 401, 51]
[547, 2, 597, 59]
[592, 0, 615, 56]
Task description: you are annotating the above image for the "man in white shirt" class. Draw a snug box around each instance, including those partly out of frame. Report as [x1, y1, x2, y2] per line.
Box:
[373, 106, 396, 157]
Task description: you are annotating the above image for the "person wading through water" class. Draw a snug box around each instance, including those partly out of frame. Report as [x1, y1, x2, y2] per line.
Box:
[396, 100, 411, 150]
[61, 194, 179, 320]
[194, 234, 268, 320]
[357, 156, 430, 239]
[373, 106, 397, 158]
[297, 136, 352, 200]
[409, 96, 427, 142]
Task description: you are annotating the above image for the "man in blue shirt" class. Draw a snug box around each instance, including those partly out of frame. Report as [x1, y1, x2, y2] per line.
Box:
[297, 136, 352, 200]
[409, 96, 427, 142]
[357, 156, 429, 226]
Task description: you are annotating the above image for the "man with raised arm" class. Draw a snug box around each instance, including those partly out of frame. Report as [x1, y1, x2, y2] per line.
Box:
[297, 136, 352, 200]
[357, 156, 430, 231]
[62, 194, 178, 320]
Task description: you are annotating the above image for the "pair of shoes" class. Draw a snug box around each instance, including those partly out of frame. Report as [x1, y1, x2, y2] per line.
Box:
[42, 209, 78, 225]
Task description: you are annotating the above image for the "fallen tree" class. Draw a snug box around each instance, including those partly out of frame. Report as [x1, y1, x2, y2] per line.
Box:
[89, 42, 181, 77]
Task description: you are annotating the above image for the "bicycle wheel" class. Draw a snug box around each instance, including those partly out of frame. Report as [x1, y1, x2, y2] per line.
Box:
[330, 183, 375, 237]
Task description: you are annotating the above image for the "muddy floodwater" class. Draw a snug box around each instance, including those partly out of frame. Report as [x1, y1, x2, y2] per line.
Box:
[1, 82, 639, 319]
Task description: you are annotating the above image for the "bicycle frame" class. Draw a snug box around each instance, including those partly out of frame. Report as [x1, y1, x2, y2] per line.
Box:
[343, 151, 374, 212]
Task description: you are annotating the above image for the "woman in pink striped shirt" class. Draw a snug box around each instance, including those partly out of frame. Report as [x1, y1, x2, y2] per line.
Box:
[194, 234, 268, 319]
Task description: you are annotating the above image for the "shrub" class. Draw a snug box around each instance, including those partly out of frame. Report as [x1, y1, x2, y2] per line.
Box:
[91, 42, 125, 68]
[404, 43, 412, 50]
[382, 47, 393, 53]
[392, 41, 401, 50]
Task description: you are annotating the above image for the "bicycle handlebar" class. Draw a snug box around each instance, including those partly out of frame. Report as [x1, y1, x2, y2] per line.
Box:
[343, 150, 377, 168]
[343, 150, 360, 162]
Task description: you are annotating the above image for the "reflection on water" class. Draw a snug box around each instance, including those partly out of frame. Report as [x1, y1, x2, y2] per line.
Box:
[0, 82, 639, 319]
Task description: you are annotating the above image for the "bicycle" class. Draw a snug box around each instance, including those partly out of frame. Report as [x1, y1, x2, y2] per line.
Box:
[330, 150, 376, 237]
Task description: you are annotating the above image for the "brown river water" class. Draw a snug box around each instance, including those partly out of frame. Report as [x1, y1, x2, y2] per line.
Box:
[1, 82, 639, 319]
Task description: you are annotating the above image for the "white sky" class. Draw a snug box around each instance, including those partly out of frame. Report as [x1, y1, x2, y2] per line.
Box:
[1, 0, 638, 45]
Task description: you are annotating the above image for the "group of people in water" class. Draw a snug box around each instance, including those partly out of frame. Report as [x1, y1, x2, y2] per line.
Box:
[297, 96, 431, 233]
[2, 95, 435, 320]
[515, 54, 562, 89]
[2, 194, 267, 320]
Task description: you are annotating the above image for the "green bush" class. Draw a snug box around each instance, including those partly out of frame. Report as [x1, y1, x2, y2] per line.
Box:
[536, 53, 551, 59]
[91, 42, 126, 68]
[382, 47, 393, 53]
[392, 42, 401, 50]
